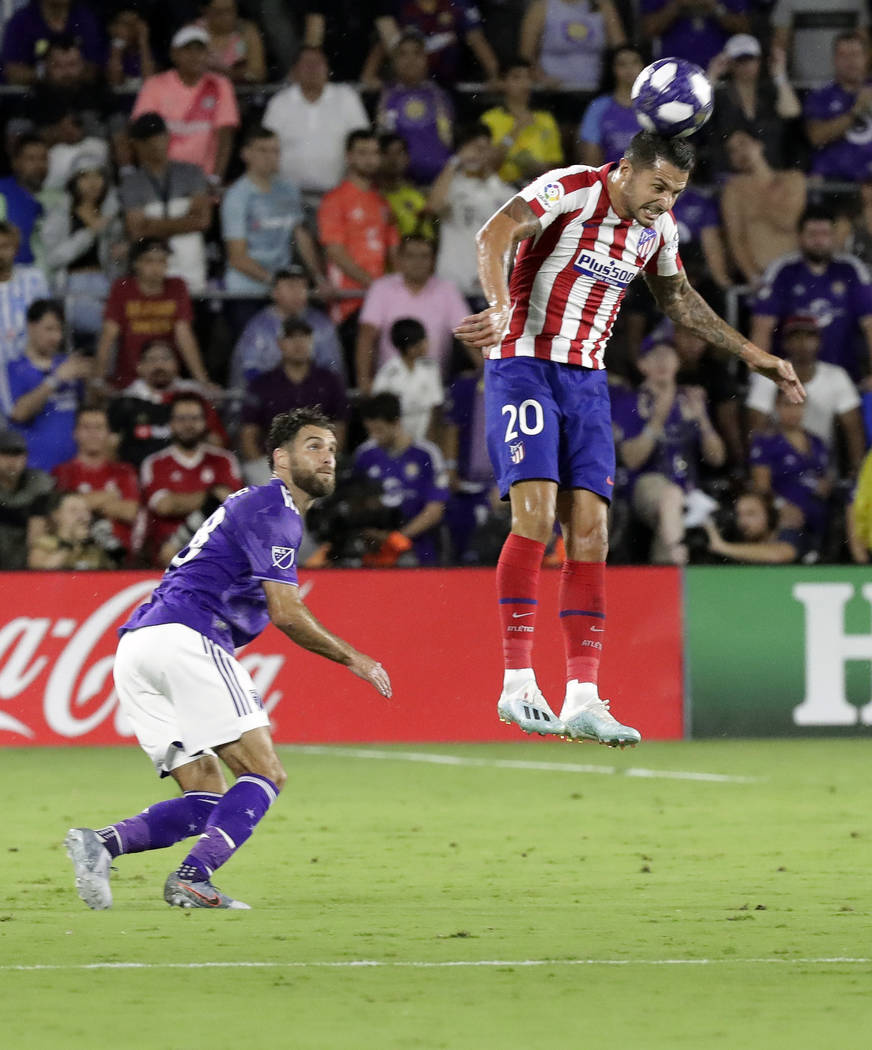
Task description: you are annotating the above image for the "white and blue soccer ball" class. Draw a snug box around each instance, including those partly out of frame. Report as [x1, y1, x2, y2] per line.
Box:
[631, 58, 714, 139]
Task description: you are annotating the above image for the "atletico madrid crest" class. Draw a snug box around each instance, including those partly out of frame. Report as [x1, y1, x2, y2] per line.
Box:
[510, 441, 525, 464]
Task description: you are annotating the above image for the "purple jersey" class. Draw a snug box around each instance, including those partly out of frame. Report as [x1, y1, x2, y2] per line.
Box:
[352, 438, 449, 563]
[754, 254, 872, 379]
[640, 0, 747, 68]
[378, 83, 454, 185]
[122, 478, 301, 653]
[672, 187, 719, 246]
[749, 430, 829, 534]
[577, 95, 642, 165]
[804, 81, 872, 182]
[612, 385, 703, 493]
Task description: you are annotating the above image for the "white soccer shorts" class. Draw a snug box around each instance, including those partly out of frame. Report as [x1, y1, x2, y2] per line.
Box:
[114, 623, 270, 777]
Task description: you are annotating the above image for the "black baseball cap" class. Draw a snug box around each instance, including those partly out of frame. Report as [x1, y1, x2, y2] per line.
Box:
[129, 112, 168, 140]
[0, 429, 27, 454]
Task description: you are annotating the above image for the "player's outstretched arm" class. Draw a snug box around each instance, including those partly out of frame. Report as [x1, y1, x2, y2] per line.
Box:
[263, 580, 392, 698]
[645, 272, 806, 405]
[454, 197, 542, 351]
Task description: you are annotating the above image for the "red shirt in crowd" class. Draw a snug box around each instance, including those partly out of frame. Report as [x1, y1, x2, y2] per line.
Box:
[103, 276, 194, 386]
[52, 458, 141, 553]
[140, 444, 242, 560]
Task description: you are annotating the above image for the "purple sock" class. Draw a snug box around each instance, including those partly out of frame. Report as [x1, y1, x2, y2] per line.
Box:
[177, 775, 278, 880]
[96, 791, 222, 857]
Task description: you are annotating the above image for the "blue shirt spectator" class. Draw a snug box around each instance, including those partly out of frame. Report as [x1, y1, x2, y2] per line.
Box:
[0, 220, 49, 413]
[0, 135, 48, 265]
[578, 94, 642, 166]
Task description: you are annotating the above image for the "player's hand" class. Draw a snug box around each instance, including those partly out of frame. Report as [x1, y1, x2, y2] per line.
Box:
[347, 654, 393, 698]
[454, 305, 510, 352]
[744, 346, 806, 404]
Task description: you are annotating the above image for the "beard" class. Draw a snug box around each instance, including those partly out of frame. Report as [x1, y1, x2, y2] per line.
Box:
[292, 464, 335, 498]
[804, 249, 831, 265]
[174, 428, 207, 450]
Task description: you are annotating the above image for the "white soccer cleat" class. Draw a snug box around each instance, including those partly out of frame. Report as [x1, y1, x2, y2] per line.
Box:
[64, 828, 114, 910]
[497, 679, 564, 736]
[559, 688, 641, 749]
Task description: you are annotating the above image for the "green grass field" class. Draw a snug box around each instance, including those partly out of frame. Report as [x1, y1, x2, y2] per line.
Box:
[2, 739, 871, 1049]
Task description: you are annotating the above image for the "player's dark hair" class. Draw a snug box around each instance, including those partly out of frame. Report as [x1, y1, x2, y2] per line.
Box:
[454, 122, 492, 151]
[346, 127, 377, 152]
[268, 406, 336, 467]
[169, 392, 206, 416]
[390, 317, 427, 354]
[26, 298, 64, 325]
[624, 131, 695, 174]
[799, 204, 835, 228]
[359, 392, 402, 424]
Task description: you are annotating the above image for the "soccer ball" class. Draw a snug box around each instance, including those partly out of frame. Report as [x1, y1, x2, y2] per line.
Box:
[631, 58, 714, 139]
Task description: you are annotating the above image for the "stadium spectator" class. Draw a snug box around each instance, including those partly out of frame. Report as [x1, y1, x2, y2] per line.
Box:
[108, 339, 227, 468]
[482, 56, 564, 184]
[0, 134, 48, 266]
[262, 46, 369, 203]
[195, 0, 267, 83]
[771, 0, 868, 88]
[302, 0, 398, 82]
[6, 299, 90, 472]
[0, 0, 105, 85]
[361, 0, 500, 88]
[847, 446, 872, 561]
[52, 405, 141, 562]
[749, 388, 831, 550]
[376, 32, 454, 186]
[0, 220, 50, 413]
[139, 392, 241, 567]
[104, 9, 156, 87]
[427, 124, 513, 305]
[371, 317, 443, 441]
[704, 489, 802, 564]
[378, 132, 434, 238]
[95, 238, 211, 389]
[238, 316, 349, 483]
[27, 489, 115, 568]
[640, 0, 748, 72]
[229, 267, 344, 389]
[38, 99, 110, 192]
[353, 391, 449, 566]
[704, 33, 802, 176]
[720, 129, 806, 286]
[577, 45, 644, 168]
[317, 129, 400, 363]
[31, 36, 112, 141]
[613, 338, 726, 565]
[131, 25, 239, 181]
[669, 184, 731, 307]
[746, 314, 865, 477]
[804, 32, 872, 185]
[221, 125, 325, 320]
[750, 208, 872, 385]
[519, 0, 627, 91]
[845, 177, 872, 266]
[0, 427, 54, 570]
[120, 112, 212, 296]
[355, 233, 469, 394]
[42, 158, 121, 349]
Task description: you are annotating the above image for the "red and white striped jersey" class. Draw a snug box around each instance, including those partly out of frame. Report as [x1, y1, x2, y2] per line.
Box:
[491, 163, 683, 369]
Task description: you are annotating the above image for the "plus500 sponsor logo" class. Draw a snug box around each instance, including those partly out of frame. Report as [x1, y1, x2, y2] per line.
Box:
[573, 250, 636, 288]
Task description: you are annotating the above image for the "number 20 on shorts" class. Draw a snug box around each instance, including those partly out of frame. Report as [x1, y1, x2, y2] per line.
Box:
[502, 399, 544, 442]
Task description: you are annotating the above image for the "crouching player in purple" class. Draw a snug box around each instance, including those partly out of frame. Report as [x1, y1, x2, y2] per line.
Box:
[65, 407, 392, 911]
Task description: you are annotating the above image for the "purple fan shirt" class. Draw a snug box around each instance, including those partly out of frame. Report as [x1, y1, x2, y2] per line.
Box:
[611, 386, 704, 493]
[121, 478, 302, 653]
[352, 439, 450, 563]
[753, 254, 872, 379]
[749, 430, 829, 535]
[577, 95, 642, 165]
[672, 187, 719, 245]
[804, 81, 872, 182]
[640, 0, 748, 68]
[378, 83, 454, 185]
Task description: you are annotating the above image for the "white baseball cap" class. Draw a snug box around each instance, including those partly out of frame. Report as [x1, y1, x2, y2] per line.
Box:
[724, 34, 762, 60]
[171, 25, 210, 49]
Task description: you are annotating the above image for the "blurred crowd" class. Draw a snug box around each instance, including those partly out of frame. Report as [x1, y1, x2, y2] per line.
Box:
[4, 0, 872, 571]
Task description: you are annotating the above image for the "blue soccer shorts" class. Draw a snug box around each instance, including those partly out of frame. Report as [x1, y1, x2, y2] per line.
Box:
[484, 357, 616, 502]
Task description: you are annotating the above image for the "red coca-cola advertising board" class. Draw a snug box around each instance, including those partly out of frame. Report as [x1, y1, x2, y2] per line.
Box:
[0, 568, 684, 746]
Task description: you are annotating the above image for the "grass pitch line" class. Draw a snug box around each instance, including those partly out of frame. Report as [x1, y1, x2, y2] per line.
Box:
[3, 958, 869, 973]
[287, 746, 762, 784]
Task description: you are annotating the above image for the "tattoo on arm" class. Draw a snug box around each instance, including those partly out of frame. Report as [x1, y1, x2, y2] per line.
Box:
[644, 272, 750, 361]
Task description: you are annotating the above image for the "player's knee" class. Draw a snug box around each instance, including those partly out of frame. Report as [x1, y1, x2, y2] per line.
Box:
[270, 761, 288, 792]
[568, 521, 608, 561]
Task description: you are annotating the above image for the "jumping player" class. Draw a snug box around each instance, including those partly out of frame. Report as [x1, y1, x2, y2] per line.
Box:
[65, 407, 392, 910]
[455, 131, 805, 747]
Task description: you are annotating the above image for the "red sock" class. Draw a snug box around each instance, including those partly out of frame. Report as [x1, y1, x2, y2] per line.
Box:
[559, 559, 606, 685]
[496, 533, 545, 670]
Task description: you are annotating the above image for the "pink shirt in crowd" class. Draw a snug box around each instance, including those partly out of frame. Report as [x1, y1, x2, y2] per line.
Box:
[132, 70, 240, 175]
[359, 273, 470, 377]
